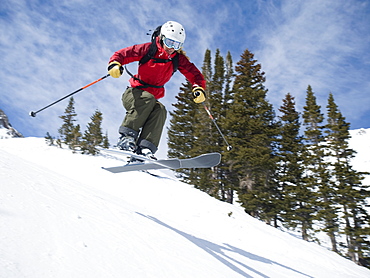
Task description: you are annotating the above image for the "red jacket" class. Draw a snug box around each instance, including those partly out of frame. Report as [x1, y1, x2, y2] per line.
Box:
[109, 37, 206, 99]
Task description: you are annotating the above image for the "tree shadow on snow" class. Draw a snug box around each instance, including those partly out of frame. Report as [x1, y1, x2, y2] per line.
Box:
[136, 213, 313, 278]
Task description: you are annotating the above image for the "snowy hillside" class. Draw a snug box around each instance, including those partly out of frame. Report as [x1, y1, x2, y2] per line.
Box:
[1, 135, 370, 278]
[349, 128, 370, 185]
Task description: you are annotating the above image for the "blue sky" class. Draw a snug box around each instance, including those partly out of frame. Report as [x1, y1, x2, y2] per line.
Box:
[1, 0, 369, 156]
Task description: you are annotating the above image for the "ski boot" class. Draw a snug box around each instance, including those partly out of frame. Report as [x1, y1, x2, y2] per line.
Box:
[139, 148, 157, 160]
[116, 135, 136, 152]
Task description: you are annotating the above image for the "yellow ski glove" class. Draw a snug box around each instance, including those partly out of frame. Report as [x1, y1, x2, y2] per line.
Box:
[192, 86, 206, 103]
[108, 61, 123, 78]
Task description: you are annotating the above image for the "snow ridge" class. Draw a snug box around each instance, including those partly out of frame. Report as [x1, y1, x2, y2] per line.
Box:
[0, 137, 369, 278]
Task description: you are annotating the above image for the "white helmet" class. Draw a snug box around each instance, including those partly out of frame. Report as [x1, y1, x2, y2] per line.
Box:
[160, 21, 186, 46]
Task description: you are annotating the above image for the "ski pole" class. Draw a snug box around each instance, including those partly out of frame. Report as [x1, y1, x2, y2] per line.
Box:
[202, 103, 232, 151]
[29, 74, 110, 117]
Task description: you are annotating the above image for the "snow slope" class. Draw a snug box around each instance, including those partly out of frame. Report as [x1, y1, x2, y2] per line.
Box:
[1, 136, 369, 278]
[349, 128, 370, 185]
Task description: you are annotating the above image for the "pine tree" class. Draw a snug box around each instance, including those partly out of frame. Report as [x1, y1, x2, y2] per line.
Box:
[277, 93, 314, 237]
[191, 49, 236, 202]
[191, 49, 227, 198]
[192, 48, 216, 158]
[81, 110, 108, 155]
[70, 124, 82, 152]
[223, 49, 279, 223]
[325, 93, 370, 262]
[168, 80, 198, 179]
[168, 49, 235, 202]
[168, 49, 222, 196]
[302, 86, 338, 248]
[45, 132, 55, 146]
[58, 97, 78, 147]
[220, 51, 236, 203]
[168, 49, 213, 164]
[102, 131, 110, 149]
[302, 86, 324, 145]
[223, 51, 234, 105]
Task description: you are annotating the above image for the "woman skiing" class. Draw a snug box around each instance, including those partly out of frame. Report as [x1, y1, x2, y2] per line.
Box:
[108, 21, 206, 159]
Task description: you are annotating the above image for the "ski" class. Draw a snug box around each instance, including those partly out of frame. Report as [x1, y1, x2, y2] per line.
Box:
[99, 148, 181, 169]
[178, 153, 221, 169]
[102, 161, 174, 173]
[100, 149, 221, 174]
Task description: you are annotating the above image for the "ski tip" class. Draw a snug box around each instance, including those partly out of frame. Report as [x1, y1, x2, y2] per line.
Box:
[207, 152, 222, 167]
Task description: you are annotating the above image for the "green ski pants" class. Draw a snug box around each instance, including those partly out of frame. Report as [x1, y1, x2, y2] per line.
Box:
[119, 87, 167, 153]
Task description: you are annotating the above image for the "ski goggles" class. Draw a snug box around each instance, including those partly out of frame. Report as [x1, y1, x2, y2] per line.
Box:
[162, 37, 183, 50]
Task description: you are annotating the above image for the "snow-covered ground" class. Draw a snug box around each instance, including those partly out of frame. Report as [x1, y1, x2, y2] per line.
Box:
[1, 130, 369, 278]
[349, 128, 370, 185]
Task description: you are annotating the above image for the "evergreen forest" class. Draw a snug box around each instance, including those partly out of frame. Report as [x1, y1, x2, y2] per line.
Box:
[45, 97, 109, 154]
[167, 48, 370, 267]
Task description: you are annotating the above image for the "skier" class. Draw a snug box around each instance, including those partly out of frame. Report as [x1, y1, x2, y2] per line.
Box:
[108, 21, 206, 159]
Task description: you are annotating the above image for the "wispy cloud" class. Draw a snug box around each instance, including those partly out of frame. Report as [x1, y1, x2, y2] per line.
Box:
[1, 0, 369, 158]
[255, 0, 370, 127]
